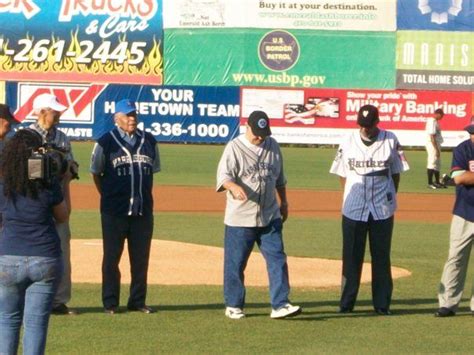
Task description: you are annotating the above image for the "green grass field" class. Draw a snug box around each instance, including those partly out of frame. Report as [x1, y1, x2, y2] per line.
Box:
[44, 142, 472, 354]
[72, 142, 453, 193]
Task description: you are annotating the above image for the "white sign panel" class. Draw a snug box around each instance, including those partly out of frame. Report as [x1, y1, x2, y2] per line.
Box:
[164, 0, 396, 31]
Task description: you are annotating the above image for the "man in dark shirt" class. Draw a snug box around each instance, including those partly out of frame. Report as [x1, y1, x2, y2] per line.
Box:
[90, 99, 160, 315]
[435, 124, 474, 317]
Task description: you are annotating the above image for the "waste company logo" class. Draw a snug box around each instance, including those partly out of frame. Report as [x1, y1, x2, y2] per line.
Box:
[258, 30, 300, 71]
[14, 83, 106, 124]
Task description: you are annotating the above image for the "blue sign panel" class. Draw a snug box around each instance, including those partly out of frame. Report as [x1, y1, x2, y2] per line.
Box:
[6, 82, 240, 144]
[0, 1, 163, 84]
[398, 0, 474, 31]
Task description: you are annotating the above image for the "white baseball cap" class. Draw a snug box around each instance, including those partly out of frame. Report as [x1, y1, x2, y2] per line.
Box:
[33, 94, 67, 112]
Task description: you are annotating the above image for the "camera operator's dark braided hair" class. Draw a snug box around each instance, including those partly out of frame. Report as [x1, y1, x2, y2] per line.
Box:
[2, 129, 44, 199]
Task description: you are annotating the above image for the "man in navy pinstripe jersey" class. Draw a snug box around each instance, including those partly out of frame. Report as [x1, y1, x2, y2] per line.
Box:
[330, 105, 409, 315]
[90, 99, 160, 314]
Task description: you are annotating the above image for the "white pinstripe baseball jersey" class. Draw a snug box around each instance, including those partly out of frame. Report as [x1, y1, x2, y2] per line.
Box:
[425, 117, 443, 145]
[330, 129, 409, 221]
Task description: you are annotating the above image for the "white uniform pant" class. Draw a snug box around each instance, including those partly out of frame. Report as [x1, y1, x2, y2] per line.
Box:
[425, 142, 441, 171]
[438, 215, 474, 311]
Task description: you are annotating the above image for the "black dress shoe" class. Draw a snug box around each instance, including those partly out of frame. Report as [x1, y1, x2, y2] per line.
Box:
[104, 307, 118, 315]
[375, 308, 392, 316]
[52, 304, 78, 315]
[127, 305, 155, 314]
[338, 307, 353, 314]
[434, 307, 455, 317]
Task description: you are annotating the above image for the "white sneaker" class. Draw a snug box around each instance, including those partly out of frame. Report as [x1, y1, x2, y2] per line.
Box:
[225, 307, 245, 319]
[270, 303, 302, 319]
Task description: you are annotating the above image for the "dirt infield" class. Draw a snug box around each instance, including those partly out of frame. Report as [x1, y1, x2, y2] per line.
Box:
[72, 184, 454, 222]
[71, 239, 411, 287]
[69, 185, 452, 287]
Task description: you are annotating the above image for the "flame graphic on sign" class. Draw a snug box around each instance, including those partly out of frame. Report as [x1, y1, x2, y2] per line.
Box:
[0, 31, 162, 81]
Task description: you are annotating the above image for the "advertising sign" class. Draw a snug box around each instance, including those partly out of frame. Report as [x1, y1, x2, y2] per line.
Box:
[6, 83, 240, 143]
[241, 87, 474, 147]
[398, 0, 474, 31]
[0, 1, 163, 85]
[164, 0, 396, 31]
[165, 29, 396, 89]
[396, 31, 474, 91]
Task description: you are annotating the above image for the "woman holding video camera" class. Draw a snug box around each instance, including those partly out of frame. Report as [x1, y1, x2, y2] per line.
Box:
[0, 129, 71, 355]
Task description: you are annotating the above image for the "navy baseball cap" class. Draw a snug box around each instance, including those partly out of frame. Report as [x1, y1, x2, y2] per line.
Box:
[0, 103, 20, 124]
[115, 99, 136, 115]
[465, 124, 474, 135]
[248, 111, 271, 137]
[357, 105, 379, 128]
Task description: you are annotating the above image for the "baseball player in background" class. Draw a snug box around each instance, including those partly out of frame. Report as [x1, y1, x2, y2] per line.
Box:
[216, 110, 301, 320]
[425, 108, 446, 189]
[30, 94, 79, 316]
[90, 99, 160, 315]
[330, 104, 409, 315]
[435, 123, 474, 317]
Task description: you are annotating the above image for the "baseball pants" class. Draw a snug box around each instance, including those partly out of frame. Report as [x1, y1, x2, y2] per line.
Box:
[438, 215, 474, 311]
[224, 218, 290, 309]
[53, 221, 72, 307]
[340, 214, 394, 310]
[425, 142, 441, 171]
[101, 213, 154, 309]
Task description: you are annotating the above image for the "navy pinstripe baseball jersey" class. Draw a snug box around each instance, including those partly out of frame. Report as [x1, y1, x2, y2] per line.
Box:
[95, 128, 158, 217]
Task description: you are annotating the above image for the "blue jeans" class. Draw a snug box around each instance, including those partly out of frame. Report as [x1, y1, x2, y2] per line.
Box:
[0, 255, 63, 355]
[224, 219, 290, 309]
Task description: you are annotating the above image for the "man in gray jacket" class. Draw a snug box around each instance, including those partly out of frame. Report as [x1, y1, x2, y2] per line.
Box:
[216, 110, 301, 320]
[30, 94, 78, 315]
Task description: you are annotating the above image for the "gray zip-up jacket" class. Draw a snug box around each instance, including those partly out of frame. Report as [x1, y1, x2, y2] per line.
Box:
[216, 135, 286, 227]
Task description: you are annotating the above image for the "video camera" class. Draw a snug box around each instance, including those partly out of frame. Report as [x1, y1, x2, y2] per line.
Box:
[28, 144, 79, 184]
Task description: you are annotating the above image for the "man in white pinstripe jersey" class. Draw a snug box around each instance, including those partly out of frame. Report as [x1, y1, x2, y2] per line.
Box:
[330, 105, 409, 315]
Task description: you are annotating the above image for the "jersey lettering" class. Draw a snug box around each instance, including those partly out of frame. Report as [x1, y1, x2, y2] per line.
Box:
[348, 158, 389, 170]
[112, 154, 154, 168]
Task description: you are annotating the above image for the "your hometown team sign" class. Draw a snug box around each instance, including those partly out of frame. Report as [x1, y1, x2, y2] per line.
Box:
[0, 0, 163, 85]
[6, 81, 240, 143]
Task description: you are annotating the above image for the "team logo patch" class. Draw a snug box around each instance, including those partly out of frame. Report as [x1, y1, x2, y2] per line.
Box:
[258, 118, 267, 129]
[362, 110, 369, 117]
